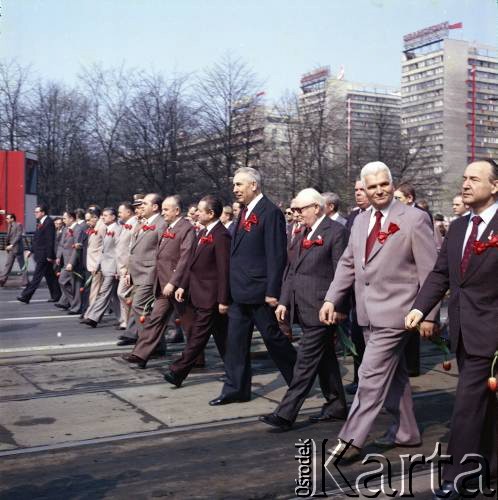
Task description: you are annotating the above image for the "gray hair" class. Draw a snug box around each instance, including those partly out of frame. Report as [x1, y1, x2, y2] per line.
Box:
[322, 192, 341, 211]
[164, 195, 183, 212]
[234, 167, 262, 188]
[360, 161, 393, 186]
[295, 188, 325, 208]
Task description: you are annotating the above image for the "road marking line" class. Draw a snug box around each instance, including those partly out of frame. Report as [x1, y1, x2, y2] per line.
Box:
[0, 315, 80, 321]
[6, 299, 48, 303]
[0, 342, 118, 353]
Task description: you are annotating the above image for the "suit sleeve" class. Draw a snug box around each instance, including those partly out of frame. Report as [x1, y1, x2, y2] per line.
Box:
[410, 210, 440, 320]
[265, 208, 287, 298]
[412, 224, 451, 317]
[279, 262, 293, 308]
[169, 226, 196, 288]
[324, 230, 356, 306]
[330, 225, 351, 313]
[215, 231, 231, 305]
[10, 225, 23, 247]
[69, 225, 83, 267]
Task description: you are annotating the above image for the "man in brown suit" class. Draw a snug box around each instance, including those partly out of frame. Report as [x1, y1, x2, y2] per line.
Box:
[320, 161, 438, 461]
[0, 213, 28, 287]
[406, 160, 498, 499]
[119, 193, 166, 347]
[123, 195, 195, 365]
[260, 188, 348, 430]
[164, 195, 230, 387]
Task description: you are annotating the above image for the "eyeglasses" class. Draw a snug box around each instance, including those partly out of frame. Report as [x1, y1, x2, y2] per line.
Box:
[291, 204, 316, 214]
[285, 211, 292, 215]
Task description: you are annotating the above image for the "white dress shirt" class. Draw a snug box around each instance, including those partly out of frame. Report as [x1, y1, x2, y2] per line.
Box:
[245, 193, 264, 217]
[367, 199, 396, 234]
[461, 201, 498, 257]
[307, 214, 326, 240]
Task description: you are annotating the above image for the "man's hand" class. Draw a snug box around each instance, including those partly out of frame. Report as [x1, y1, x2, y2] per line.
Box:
[275, 304, 287, 322]
[5, 245, 12, 251]
[319, 301, 335, 325]
[125, 274, 131, 286]
[55, 258, 60, 266]
[332, 311, 347, 324]
[419, 321, 438, 338]
[219, 304, 229, 315]
[175, 288, 185, 302]
[405, 309, 424, 330]
[26, 251, 31, 258]
[265, 296, 279, 308]
[66, 263, 73, 272]
[163, 282, 175, 297]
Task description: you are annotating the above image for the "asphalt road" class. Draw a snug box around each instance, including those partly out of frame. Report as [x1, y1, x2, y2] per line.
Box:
[0, 274, 495, 499]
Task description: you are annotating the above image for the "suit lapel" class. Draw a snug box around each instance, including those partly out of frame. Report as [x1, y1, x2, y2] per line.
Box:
[462, 210, 498, 283]
[366, 200, 405, 264]
[231, 197, 265, 254]
[192, 223, 218, 265]
[295, 217, 329, 269]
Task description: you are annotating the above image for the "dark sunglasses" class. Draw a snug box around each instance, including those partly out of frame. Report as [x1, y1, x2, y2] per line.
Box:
[291, 203, 316, 214]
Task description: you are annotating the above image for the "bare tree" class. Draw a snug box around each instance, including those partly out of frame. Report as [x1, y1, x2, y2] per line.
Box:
[191, 53, 263, 201]
[0, 60, 31, 150]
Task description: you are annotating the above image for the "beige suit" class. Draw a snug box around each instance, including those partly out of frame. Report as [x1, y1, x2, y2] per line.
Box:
[116, 216, 138, 328]
[0, 221, 28, 286]
[85, 222, 122, 323]
[127, 213, 166, 339]
[86, 219, 106, 305]
[325, 200, 438, 448]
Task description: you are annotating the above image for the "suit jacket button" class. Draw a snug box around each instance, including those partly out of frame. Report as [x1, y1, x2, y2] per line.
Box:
[365, 282, 369, 286]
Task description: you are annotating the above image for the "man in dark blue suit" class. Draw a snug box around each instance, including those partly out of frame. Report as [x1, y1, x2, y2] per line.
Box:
[18, 203, 61, 304]
[210, 167, 297, 405]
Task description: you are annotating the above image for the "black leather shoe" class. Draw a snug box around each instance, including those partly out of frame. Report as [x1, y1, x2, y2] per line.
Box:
[82, 318, 97, 328]
[164, 370, 183, 388]
[308, 413, 346, 423]
[374, 435, 422, 448]
[114, 326, 126, 331]
[54, 303, 69, 310]
[209, 395, 250, 406]
[47, 298, 58, 303]
[259, 413, 293, 431]
[121, 353, 146, 369]
[432, 481, 465, 500]
[117, 338, 137, 346]
[16, 296, 29, 304]
[345, 382, 358, 395]
[67, 310, 79, 315]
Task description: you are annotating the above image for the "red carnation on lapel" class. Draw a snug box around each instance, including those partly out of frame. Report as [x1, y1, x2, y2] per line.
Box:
[377, 223, 400, 244]
[301, 237, 324, 249]
[200, 234, 214, 244]
[243, 213, 258, 232]
[473, 234, 498, 255]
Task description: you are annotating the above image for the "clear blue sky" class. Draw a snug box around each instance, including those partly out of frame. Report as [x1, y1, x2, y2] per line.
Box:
[1, 0, 496, 99]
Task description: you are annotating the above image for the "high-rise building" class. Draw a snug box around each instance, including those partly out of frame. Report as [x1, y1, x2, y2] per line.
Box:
[401, 21, 498, 212]
[298, 67, 401, 200]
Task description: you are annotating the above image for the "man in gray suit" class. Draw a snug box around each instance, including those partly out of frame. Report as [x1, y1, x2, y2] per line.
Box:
[259, 188, 349, 430]
[322, 192, 347, 227]
[320, 161, 438, 460]
[55, 210, 84, 315]
[82, 207, 121, 327]
[119, 193, 166, 346]
[0, 213, 28, 287]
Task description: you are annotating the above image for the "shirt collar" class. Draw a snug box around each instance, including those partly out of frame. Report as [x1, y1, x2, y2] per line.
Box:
[147, 213, 160, 225]
[169, 216, 182, 229]
[370, 198, 396, 219]
[307, 214, 326, 239]
[246, 193, 264, 215]
[330, 212, 339, 221]
[69, 222, 78, 230]
[39, 215, 47, 224]
[205, 219, 220, 235]
[470, 201, 498, 226]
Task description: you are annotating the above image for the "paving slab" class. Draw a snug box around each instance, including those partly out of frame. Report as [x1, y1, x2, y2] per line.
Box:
[0, 391, 164, 449]
[14, 358, 165, 392]
[0, 366, 41, 399]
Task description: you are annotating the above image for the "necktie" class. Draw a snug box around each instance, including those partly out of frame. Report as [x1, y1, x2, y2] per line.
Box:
[238, 207, 248, 230]
[460, 215, 483, 275]
[365, 211, 383, 260]
[197, 228, 207, 246]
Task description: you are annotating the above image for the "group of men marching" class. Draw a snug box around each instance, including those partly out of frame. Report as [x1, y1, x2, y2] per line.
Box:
[9, 159, 498, 499]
